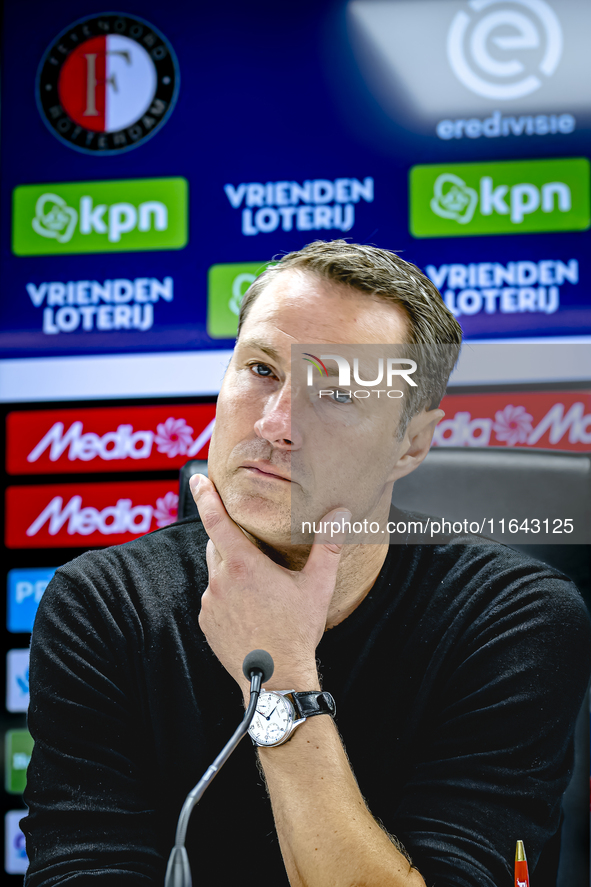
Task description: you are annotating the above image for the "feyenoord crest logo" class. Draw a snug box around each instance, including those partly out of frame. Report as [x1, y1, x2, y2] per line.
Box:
[37, 13, 179, 154]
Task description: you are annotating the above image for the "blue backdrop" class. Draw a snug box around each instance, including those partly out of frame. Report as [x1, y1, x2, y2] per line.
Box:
[1, 0, 589, 363]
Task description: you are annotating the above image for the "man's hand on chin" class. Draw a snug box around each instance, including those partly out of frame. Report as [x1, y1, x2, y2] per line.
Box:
[190, 474, 350, 695]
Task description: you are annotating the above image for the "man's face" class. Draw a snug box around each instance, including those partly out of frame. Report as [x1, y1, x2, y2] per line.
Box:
[207, 268, 413, 546]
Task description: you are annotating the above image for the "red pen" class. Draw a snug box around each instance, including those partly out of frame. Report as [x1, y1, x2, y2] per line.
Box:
[515, 840, 530, 887]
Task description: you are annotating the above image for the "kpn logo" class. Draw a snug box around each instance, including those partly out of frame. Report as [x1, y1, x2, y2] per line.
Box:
[12, 177, 188, 255]
[410, 158, 589, 238]
[207, 262, 270, 339]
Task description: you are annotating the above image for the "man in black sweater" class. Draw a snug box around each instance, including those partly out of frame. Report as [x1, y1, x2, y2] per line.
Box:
[23, 240, 591, 886]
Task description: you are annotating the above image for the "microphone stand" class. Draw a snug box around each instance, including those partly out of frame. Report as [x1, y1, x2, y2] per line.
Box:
[164, 666, 265, 887]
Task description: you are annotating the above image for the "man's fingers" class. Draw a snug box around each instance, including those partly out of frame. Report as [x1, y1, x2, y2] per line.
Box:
[205, 538, 222, 572]
[310, 508, 352, 549]
[303, 508, 351, 587]
[190, 474, 250, 560]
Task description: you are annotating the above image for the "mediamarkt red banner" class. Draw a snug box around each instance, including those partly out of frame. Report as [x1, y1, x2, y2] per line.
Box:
[5, 480, 180, 549]
[6, 404, 216, 475]
[435, 390, 591, 451]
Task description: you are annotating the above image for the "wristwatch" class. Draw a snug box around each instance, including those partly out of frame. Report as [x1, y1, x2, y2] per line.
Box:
[248, 689, 336, 747]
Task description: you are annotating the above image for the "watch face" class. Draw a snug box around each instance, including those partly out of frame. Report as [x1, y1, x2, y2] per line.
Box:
[248, 692, 294, 747]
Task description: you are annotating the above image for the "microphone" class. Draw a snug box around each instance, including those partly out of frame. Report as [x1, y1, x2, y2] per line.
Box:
[164, 650, 274, 887]
[242, 648, 274, 684]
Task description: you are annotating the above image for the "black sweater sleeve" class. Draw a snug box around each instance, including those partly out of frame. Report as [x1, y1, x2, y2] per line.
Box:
[388, 552, 591, 887]
[21, 527, 591, 886]
[22, 563, 164, 885]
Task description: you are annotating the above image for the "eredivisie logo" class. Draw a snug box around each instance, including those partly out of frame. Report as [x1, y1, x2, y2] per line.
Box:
[37, 13, 179, 154]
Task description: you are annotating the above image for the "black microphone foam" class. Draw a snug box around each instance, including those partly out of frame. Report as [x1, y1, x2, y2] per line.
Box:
[242, 649, 274, 684]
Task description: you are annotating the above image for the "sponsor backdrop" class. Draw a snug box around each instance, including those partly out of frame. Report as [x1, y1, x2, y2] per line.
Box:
[0, 395, 215, 876]
[0, 0, 590, 880]
[1, 0, 590, 369]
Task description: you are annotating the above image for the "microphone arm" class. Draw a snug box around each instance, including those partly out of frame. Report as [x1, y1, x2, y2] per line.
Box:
[164, 650, 274, 887]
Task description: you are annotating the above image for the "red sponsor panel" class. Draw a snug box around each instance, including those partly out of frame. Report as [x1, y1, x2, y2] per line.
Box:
[436, 390, 591, 451]
[5, 480, 180, 549]
[6, 404, 216, 475]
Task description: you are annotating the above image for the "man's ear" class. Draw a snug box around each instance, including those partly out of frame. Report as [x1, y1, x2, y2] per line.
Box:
[389, 408, 444, 483]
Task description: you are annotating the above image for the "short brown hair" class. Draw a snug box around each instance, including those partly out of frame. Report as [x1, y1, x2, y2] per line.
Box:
[238, 239, 462, 434]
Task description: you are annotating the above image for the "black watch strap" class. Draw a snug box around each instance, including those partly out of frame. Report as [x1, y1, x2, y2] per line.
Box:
[290, 690, 336, 720]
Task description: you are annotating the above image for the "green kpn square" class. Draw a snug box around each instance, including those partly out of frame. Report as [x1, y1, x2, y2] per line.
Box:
[5, 730, 34, 795]
[207, 262, 271, 339]
[409, 157, 590, 238]
[12, 177, 188, 255]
